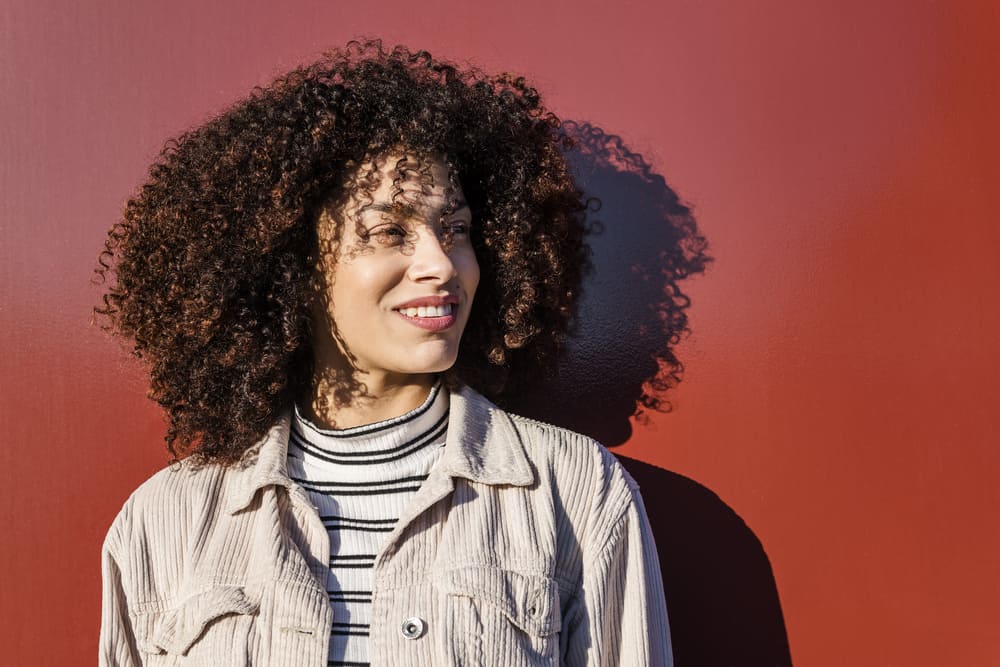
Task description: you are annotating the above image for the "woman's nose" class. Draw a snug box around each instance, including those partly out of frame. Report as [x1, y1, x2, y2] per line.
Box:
[407, 228, 457, 284]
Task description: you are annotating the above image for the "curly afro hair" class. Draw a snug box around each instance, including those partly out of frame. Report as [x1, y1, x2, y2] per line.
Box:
[96, 40, 589, 464]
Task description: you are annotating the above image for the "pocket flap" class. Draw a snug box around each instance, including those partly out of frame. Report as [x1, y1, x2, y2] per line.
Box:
[146, 586, 259, 656]
[437, 567, 561, 637]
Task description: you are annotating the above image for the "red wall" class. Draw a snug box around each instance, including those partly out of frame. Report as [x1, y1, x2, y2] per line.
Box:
[2, 0, 998, 664]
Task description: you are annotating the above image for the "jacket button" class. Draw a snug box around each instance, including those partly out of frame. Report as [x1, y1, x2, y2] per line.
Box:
[400, 617, 426, 640]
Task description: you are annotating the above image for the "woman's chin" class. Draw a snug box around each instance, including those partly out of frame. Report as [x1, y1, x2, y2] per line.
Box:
[386, 355, 459, 381]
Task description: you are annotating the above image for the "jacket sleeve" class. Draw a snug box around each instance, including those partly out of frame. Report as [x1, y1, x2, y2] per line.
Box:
[564, 474, 673, 666]
[100, 514, 142, 666]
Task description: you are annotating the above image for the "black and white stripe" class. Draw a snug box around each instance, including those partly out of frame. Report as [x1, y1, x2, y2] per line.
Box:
[331, 622, 371, 637]
[329, 554, 377, 568]
[292, 473, 430, 496]
[289, 382, 448, 667]
[289, 413, 448, 465]
[323, 516, 396, 534]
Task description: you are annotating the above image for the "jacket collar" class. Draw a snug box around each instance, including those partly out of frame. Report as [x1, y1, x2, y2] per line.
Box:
[227, 416, 296, 514]
[227, 384, 535, 515]
[436, 384, 536, 487]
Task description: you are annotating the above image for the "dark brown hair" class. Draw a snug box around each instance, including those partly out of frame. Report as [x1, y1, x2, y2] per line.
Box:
[96, 40, 588, 464]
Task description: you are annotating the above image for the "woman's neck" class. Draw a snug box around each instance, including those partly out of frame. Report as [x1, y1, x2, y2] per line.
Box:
[301, 371, 437, 430]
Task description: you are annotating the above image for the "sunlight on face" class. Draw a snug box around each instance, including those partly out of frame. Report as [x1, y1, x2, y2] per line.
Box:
[311, 151, 479, 391]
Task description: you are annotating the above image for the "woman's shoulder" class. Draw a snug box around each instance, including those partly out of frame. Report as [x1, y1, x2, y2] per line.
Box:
[497, 407, 654, 564]
[454, 384, 638, 496]
[454, 391, 641, 538]
[130, 457, 231, 505]
[103, 460, 235, 553]
[508, 411, 638, 490]
[108, 416, 289, 538]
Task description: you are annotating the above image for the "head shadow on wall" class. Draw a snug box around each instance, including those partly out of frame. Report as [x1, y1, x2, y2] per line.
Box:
[505, 120, 709, 446]
[507, 122, 794, 667]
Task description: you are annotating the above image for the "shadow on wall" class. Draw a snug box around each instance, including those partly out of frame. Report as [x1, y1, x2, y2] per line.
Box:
[507, 123, 793, 666]
[619, 457, 793, 666]
[508, 121, 711, 447]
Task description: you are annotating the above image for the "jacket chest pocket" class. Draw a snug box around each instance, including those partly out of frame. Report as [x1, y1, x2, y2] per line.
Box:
[133, 586, 259, 666]
[435, 567, 561, 667]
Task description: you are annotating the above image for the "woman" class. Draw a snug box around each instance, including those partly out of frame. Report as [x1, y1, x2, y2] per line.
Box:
[98, 40, 672, 666]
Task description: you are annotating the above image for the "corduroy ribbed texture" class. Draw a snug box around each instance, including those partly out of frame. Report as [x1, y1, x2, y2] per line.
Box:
[100, 385, 672, 665]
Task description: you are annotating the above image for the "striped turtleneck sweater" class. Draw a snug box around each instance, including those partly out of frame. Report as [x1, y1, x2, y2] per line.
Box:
[287, 382, 449, 667]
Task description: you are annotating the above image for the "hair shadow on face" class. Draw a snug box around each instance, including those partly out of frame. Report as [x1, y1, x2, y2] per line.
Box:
[506, 122, 793, 666]
[307, 202, 368, 416]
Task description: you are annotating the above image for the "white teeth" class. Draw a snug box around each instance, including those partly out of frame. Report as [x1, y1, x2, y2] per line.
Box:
[399, 304, 453, 318]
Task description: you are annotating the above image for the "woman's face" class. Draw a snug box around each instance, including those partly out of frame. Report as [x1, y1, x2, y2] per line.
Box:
[312, 151, 479, 389]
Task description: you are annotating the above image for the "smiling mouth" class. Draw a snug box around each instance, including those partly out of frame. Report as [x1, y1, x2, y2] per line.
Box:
[394, 303, 458, 331]
[395, 304, 456, 318]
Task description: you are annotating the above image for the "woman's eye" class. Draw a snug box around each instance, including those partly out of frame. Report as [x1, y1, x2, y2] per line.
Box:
[366, 225, 408, 244]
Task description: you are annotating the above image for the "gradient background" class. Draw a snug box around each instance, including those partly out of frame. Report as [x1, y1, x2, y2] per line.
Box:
[2, 0, 998, 664]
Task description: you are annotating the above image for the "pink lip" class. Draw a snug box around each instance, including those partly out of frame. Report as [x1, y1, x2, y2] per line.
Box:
[395, 310, 457, 331]
[393, 294, 460, 310]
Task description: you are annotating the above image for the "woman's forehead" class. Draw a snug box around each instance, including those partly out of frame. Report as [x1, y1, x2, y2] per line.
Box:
[341, 151, 464, 215]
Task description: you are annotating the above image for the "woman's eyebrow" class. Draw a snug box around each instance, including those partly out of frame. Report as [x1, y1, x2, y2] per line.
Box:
[357, 200, 469, 215]
[357, 201, 404, 215]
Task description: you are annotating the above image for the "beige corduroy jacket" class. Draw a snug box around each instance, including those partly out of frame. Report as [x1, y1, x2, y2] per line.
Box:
[100, 385, 672, 666]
